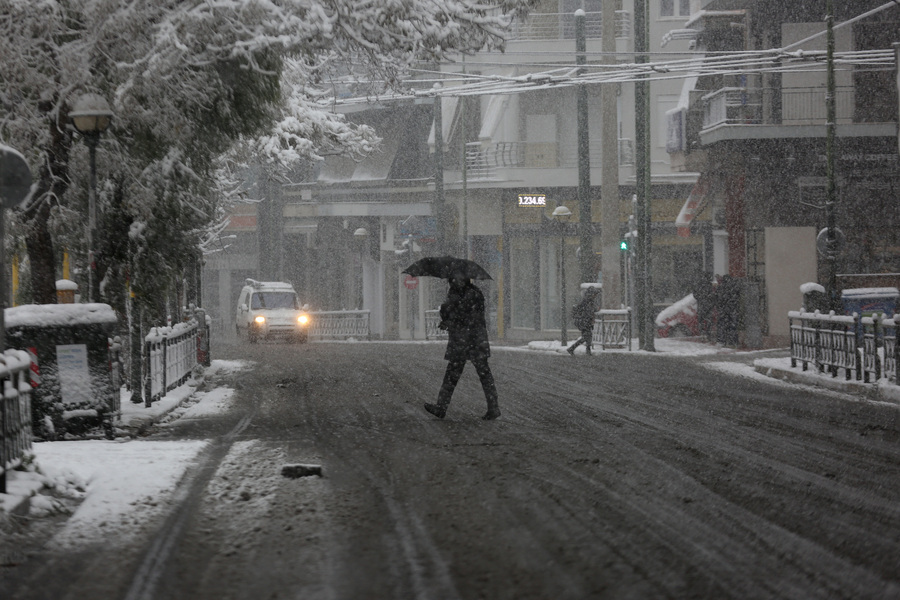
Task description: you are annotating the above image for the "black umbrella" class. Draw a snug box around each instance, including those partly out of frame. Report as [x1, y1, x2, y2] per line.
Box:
[402, 256, 492, 280]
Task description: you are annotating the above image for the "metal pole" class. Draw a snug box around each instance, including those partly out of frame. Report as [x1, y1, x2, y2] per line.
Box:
[600, 0, 621, 309]
[86, 133, 99, 303]
[634, 0, 654, 351]
[825, 0, 839, 311]
[576, 10, 593, 286]
[461, 56, 469, 260]
[433, 85, 445, 255]
[560, 228, 567, 346]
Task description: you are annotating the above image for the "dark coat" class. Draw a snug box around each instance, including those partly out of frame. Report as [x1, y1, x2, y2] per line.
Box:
[440, 282, 490, 362]
[572, 293, 598, 331]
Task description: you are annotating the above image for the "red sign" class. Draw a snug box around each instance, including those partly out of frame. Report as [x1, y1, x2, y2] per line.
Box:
[404, 275, 419, 290]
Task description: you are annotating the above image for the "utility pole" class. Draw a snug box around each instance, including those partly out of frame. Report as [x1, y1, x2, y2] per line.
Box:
[634, 0, 654, 350]
[600, 0, 621, 309]
[433, 83, 445, 255]
[825, 0, 839, 311]
[575, 10, 593, 286]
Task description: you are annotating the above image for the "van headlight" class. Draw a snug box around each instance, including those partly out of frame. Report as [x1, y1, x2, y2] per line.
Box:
[298, 314, 309, 325]
[254, 316, 266, 324]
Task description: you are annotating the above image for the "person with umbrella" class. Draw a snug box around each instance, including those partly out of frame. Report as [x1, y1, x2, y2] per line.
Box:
[403, 256, 500, 420]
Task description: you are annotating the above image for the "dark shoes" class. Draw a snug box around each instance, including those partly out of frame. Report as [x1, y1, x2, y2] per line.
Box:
[424, 403, 446, 419]
[566, 346, 575, 355]
[482, 409, 501, 420]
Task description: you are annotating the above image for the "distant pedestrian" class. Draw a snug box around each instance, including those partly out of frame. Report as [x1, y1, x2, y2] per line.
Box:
[567, 287, 600, 355]
[693, 272, 715, 342]
[716, 274, 742, 347]
[424, 272, 500, 420]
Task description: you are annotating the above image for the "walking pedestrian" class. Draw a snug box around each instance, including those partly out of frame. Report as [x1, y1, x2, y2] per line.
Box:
[693, 272, 715, 342]
[716, 274, 742, 347]
[567, 287, 600, 355]
[424, 271, 501, 420]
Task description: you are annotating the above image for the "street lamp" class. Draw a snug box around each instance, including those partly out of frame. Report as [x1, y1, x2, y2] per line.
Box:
[353, 227, 368, 310]
[70, 93, 113, 303]
[553, 205, 572, 346]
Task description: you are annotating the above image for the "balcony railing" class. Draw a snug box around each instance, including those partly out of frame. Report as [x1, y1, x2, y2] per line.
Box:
[508, 11, 631, 41]
[457, 139, 635, 179]
[700, 86, 858, 130]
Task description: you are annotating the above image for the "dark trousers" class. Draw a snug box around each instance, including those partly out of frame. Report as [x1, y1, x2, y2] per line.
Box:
[438, 357, 498, 408]
[568, 327, 593, 354]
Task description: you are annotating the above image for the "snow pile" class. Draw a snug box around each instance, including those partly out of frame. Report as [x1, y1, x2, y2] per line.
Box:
[31, 439, 208, 549]
[655, 294, 697, 327]
[5, 303, 118, 327]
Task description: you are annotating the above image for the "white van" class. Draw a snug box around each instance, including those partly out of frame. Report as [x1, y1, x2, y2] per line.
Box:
[236, 279, 311, 343]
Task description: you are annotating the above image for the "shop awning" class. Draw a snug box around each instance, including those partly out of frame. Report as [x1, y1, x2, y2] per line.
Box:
[479, 94, 510, 142]
[427, 96, 460, 150]
[675, 173, 712, 237]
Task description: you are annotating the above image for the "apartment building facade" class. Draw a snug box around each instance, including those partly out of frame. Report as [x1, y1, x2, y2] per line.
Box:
[204, 1, 721, 341]
[665, 0, 900, 341]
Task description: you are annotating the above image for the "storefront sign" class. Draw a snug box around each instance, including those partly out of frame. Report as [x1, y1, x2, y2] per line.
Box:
[518, 193, 546, 207]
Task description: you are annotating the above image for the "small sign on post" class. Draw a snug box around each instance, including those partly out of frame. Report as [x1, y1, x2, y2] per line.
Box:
[404, 275, 419, 290]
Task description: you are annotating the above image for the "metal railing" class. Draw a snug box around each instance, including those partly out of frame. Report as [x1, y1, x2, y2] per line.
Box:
[425, 310, 448, 340]
[508, 11, 631, 41]
[594, 308, 632, 351]
[459, 139, 635, 176]
[309, 310, 370, 340]
[1, 349, 34, 493]
[789, 310, 860, 381]
[701, 86, 857, 130]
[702, 87, 763, 129]
[859, 314, 900, 384]
[144, 320, 200, 406]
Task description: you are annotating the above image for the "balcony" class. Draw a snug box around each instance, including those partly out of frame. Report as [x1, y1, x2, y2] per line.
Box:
[508, 11, 631, 42]
[457, 139, 635, 180]
[667, 84, 895, 150]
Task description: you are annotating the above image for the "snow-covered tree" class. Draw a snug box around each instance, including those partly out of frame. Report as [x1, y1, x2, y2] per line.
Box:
[0, 0, 536, 314]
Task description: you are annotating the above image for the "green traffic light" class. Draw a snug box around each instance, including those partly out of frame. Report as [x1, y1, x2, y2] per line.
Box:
[620, 240, 628, 251]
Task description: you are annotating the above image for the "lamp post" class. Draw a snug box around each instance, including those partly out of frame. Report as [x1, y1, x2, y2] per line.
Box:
[71, 93, 113, 303]
[353, 227, 368, 310]
[553, 205, 572, 346]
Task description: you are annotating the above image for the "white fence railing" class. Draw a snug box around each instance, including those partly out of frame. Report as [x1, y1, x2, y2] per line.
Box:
[593, 308, 632, 351]
[509, 11, 631, 41]
[425, 310, 448, 340]
[144, 319, 200, 406]
[0, 349, 33, 493]
[309, 310, 370, 340]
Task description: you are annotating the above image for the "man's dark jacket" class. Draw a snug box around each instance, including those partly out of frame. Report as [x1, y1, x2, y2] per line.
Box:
[440, 282, 490, 362]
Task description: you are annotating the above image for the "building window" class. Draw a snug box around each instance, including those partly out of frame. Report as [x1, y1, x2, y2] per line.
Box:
[660, 0, 690, 18]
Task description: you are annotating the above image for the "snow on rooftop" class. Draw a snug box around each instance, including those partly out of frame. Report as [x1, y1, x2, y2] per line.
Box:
[5, 303, 118, 328]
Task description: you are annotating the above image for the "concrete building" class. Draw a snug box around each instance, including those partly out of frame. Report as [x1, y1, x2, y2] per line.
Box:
[665, 0, 900, 343]
[204, 1, 730, 341]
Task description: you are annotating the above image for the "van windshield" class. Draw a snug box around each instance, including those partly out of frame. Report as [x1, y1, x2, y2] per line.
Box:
[251, 292, 299, 310]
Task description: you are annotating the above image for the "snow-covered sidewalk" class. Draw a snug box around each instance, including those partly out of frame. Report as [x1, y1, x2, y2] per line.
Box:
[0, 360, 251, 527]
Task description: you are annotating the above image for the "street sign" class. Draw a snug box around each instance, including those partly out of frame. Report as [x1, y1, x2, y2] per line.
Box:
[404, 275, 419, 290]
[0, 144, 32, 208]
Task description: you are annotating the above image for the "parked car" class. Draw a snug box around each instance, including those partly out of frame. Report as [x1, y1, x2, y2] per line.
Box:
[236, 279, 311, 343]
[655, 294, 700, 338]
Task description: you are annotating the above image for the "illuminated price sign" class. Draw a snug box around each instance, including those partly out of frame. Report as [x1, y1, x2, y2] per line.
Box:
[518, 193, 546, 207]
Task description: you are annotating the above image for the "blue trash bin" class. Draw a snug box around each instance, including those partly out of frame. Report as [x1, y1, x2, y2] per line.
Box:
[841, 287, 899, 318]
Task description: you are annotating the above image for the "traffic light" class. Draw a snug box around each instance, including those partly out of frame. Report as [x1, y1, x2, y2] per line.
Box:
[620, 239, 628, 251]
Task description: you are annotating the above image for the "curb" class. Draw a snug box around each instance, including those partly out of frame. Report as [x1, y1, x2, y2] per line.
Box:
[753, 363, 898, 403]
